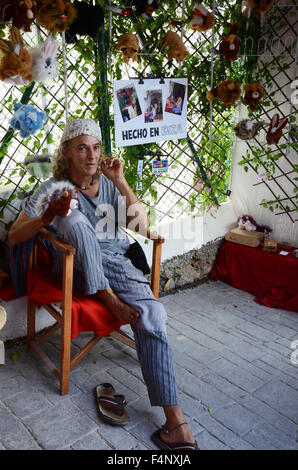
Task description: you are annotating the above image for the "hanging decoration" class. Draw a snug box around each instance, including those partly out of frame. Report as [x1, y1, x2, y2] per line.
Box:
[36, 0, 77, 34]
[243, 82, 263, 112]
[129, 0, 158, 19]
[136, 158, 143, 190]
[24, 154, 53, 178]
[9, 102, 46, 138]
[163, 31, 189, 62]
[0, 0, 37, 32]
[248, 0, 275, 15]
[64, 1, 104, 44]
[114, 77, 188, 147]
[152, 159, 168, 174]
[116, 33, 140, 63]
[190, 3, 214, 33]
[30, 36, 59, 83]
[219, 24, 241, 62]
[234, 119, 265, 140]
[266, 113, 288, 145]
[0, 26, 33, 85]
[206, 79, 241, 106]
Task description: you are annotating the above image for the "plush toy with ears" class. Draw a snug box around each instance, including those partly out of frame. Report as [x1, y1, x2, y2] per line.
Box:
[30, 36, 59, 83]
[116, 33, 140, 63]
[190, 3, 214, 32]
[266, 113, 288, 145]
[24, 154, 53, 179]
[219, 24, 241, 61]
[244, 82, 263, 112]
[248, 0, 275, 14]
[0, 0, 37, 32]
[207, 79, 241, 106]
[36, 0, 77, 34]
[34, 181, 78, 224]
[238, 214, 272, 234]
[130, 0, 158, 18]
[0, 27, 33, 85]
[163, 31, 189, 62]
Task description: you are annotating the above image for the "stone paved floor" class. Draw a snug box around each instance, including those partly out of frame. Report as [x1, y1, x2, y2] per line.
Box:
[0, 280, 297, 450]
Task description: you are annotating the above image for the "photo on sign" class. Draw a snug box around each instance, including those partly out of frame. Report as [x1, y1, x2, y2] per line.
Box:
[165, 81, 186, 116]
[144, 90, 163, 123]
[116, 85, 142, 123]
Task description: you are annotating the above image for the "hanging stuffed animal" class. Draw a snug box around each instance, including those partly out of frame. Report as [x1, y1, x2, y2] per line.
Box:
[163, 31, 189, 62]
[116, 33, 140, 63]
[207, 79, 241, 106]
[190, 3, 214, 33]
[64, 1, 104, 43]
[266, 113, 288, 145]
[219, 24, 241, 62]
[248, 0, 275, 14]
[24, 154, 53, 178]
[36, 0, 77, 34]
[234, 119, 265, 140]
[29, 36, 59, 83]
[238, 214, 272, 235]
[244, 82, 263, 112]
[34, 181, 78, 220]
[0, 0, 37, 32]
[10, 102, 46, 138]
[130, 0, 158, 19]
[0, 27, 33, 85]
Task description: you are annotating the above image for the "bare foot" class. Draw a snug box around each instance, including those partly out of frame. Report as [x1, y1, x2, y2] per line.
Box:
[97, 288, 140, 324]
[160, 422, 196, 446]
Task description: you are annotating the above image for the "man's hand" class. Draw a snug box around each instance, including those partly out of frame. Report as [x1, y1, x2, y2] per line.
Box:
[42, 190, 72, 226]
[100, 157, 124, 183]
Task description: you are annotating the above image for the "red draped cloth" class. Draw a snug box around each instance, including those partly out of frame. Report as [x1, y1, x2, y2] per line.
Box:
[210, 241, 298, 313]
[0, 240, 124, 339]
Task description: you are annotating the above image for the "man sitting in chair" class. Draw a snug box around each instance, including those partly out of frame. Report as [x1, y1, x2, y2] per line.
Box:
[9, 118, 198, 451]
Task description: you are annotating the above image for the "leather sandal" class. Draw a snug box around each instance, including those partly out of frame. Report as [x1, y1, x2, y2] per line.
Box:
[151, 422, 199, 450]
[94, 383, 130, 425]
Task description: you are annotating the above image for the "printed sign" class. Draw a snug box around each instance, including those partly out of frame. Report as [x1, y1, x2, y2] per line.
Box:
[114, 78, 188, 147]
[152, 160, 168, 174]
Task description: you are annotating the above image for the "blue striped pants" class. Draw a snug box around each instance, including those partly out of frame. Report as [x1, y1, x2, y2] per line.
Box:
[52, 211, 179, 406]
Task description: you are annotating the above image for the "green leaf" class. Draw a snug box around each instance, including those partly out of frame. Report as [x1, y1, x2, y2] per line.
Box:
[11, 352, 20, 361]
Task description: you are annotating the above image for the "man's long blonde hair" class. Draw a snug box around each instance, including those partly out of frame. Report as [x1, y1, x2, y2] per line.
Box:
[52, 140, 104, 180]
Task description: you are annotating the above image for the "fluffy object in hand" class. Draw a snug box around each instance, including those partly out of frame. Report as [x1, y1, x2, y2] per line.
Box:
[36, 0, 77, 34]
[238, 214, 272, 235]
[10, 102, 46, 138]
[163, 31, 189, 62]
[0, 27, 33, 85]
[190, 3, 214, 32]
[34, 181, 78, 225]
[116, 33, 140, 63]
[65, 1, 104, 43]
[0, 0, 37, 32]
[30, 36, 59, 83]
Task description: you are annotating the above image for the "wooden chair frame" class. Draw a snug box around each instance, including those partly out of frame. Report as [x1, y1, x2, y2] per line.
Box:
[27, 227, 164, 395]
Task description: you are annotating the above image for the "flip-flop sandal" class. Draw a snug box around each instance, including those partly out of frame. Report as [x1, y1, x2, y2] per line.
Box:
[94, 383, 130, 426]
[151, 423, 199, 451]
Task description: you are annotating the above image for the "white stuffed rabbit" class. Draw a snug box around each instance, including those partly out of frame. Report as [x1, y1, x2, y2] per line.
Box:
[30, 36, 59, 84]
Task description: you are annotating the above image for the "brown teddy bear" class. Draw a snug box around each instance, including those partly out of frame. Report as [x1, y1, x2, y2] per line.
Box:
[116, 33, 140, 63]
[190, 3, 214, 32]
[219, 24, 241, 61]
[248, 0, 275, 14]
[0, 27, 33, 85]
[36, 0, 77, 34]
[207, 79, 242, 106]
[0, 0, 37, 32]
[163, 31, 189, 62]
[244, 82, 263, 112]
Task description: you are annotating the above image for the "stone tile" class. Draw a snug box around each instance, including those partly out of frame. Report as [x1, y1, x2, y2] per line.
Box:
[207, 358, 264, 393]
[212, 404, 262, 437]
[235, 321, 278, 342]
[3, 388, 52, 419]
[254, 380, 298, 422]
[195, 430, 230, 450]
[0, 375, 32, 400]
[243, 422, 298, 450]
[107, 365, 147, 397]
[0, 402, 40, 450]
[23, 399, 97, 450]
[200, 372, 247, 400]
[71, 430, 113, 450]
